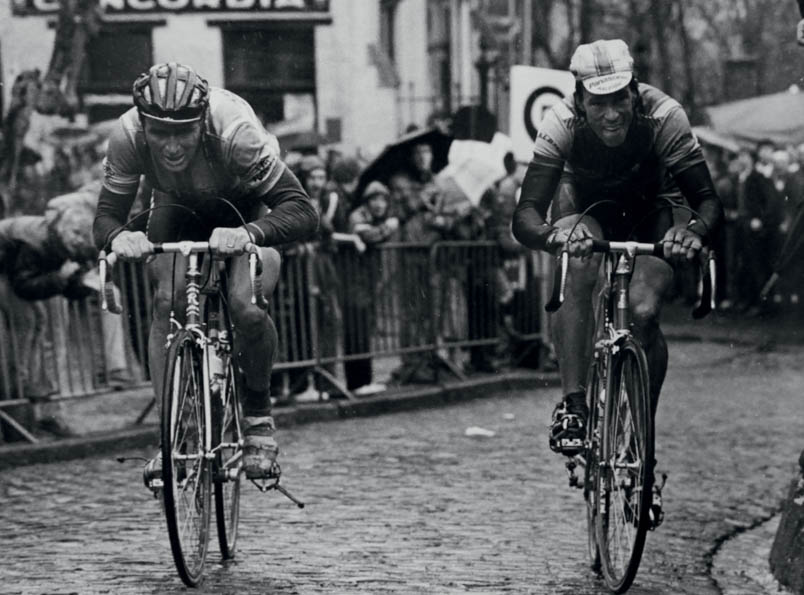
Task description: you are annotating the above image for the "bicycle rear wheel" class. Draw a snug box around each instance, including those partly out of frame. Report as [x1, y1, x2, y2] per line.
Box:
[596, 337, 654, 593]
[162, 330, 212, 587]
[213, 356, 243, 559]
[584, 358, 602, 572]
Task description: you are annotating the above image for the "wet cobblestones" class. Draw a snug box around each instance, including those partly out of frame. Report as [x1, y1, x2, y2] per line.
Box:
[1, 341, 802, 594]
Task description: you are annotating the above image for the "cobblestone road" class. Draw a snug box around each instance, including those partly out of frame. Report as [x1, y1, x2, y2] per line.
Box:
[1, 341, 802, 594]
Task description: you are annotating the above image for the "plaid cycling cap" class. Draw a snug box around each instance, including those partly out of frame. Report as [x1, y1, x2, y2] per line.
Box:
[569, 39, 634, 95]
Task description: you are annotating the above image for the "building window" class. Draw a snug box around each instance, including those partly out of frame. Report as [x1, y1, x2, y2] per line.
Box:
[221, 24, 316, 126]
[380, 0, 399, 63]
[79, 24, 156, 122]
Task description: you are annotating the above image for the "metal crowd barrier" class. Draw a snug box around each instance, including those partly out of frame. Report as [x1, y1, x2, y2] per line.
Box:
[0, 241, 551, 443]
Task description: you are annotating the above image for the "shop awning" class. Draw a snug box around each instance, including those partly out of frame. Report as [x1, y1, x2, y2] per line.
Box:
[704, 87, 804, 147]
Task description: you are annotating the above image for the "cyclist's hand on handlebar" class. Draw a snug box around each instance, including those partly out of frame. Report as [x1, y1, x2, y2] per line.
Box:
[547, 222, 595, 258]
[661, 224, 703, 262]
[110, 230, 153, 261]
[209, 226, 252, 256]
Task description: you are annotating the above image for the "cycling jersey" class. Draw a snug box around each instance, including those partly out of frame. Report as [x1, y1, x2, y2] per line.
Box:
[513, 83, 722, 249]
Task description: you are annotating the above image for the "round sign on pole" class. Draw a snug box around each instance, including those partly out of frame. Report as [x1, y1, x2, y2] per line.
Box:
[523, 86, 565, 141]
[509, 66, 575, 163]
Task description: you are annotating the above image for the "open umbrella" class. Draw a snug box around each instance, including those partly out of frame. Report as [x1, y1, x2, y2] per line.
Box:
[355, 127, 453, 199]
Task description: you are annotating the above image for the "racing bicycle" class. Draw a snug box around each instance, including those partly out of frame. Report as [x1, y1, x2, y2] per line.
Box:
[100, 240, 304, 587]
[546, 235, 715, 593]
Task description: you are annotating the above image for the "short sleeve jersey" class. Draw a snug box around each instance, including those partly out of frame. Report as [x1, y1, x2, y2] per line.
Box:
[531, 83, 705, 198]
[102, 87, 284, 199]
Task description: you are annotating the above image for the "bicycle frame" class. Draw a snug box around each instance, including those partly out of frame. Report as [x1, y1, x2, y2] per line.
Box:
[550, 239, 715, 592]
[164, 250, 242, 477]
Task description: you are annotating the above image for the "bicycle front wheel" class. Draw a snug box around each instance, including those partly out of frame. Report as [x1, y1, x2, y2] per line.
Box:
[596, 337, 654, 593]
[162, 330, 212, 587]
[213, 357, 243, 559]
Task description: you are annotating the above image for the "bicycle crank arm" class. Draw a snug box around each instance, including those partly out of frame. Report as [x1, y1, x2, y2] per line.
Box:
[249, 478, 305, 508]
[274, 484, 305, 508]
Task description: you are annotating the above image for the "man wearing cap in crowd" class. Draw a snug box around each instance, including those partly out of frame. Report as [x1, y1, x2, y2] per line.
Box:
[512, 39, 723, 526]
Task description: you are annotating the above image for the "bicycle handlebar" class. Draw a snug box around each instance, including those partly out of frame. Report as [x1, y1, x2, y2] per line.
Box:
[98, 240, 269, 314]
[544, 240, 716, 319]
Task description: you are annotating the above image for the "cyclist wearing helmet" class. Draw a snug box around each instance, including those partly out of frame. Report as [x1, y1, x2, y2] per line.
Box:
[512, 40, 722, 521]
[93, 63, 318, 482]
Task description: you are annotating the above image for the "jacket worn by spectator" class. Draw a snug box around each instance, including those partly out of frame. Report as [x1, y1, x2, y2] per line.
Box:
[349, 181, 399, 244]
[0, 214, 94, 301]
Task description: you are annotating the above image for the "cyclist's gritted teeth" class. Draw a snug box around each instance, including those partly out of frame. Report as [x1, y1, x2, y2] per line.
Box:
[162, 152, 188, 170]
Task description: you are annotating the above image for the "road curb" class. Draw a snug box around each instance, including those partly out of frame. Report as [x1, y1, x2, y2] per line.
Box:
[0, 370, 560, 471]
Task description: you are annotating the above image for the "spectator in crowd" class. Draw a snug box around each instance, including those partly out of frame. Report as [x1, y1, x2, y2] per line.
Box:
[408, 142, 446, 235]
[390, 171, 441, 244]
[284, 154, 336, 402]
[345, 180, 399, 394]
[700, 146, 739, 310]
[298, 154, 327, 201]
[0, 202, 107, 436]
[484, 153, 533, 365]
[326, 156, 362, 233]
[735, 144, 783, 315]
[385, 170, 442, 384]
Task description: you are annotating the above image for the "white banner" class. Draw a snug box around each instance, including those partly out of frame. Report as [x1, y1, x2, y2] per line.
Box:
[509, 66, 575, 164]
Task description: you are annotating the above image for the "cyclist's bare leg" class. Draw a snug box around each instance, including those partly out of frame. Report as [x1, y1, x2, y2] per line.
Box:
[229, 247, 281, 478]
[147, 253, 190, 416]
[628, 255, 673, 526]
[549, 214, 604, 396]
[227, 247, 281, 415]
[629, 256, 673, 414]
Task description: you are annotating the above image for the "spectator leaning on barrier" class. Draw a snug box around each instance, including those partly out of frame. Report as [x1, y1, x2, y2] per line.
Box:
[736, 144, 783, 315]
[344, 180, 398, 394]
[287, 154, 337, 401]
[46, 182, 138, 388]
[0, 202, 98, 437]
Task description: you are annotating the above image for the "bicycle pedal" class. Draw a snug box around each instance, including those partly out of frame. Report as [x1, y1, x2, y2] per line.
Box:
[146, 478, 164, 498]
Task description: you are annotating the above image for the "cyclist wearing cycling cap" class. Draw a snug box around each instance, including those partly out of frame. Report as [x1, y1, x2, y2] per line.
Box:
[512, 39, 722, 517]
[93, 63, 318, 483]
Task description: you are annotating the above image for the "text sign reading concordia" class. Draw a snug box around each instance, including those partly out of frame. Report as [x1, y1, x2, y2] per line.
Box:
[12, 0, 329, 14]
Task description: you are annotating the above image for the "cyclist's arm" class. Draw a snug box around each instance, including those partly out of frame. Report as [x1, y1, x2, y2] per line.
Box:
[93, 117, 142, 250]
[511, 104, 573, 251]
[655, 102, 724, 238]
[671, 160, 724, 238]
[93, 186, 138, 250]
[511, 162, 563, 251]
[243, 166, 319, 247]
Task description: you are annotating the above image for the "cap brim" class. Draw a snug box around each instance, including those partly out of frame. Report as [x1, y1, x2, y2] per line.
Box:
[582, 72, 632, 95]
